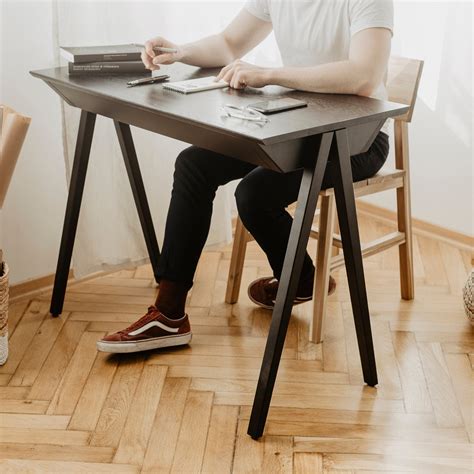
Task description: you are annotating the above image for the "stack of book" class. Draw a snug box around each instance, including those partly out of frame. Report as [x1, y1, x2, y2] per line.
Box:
[60, 44, 148, 76]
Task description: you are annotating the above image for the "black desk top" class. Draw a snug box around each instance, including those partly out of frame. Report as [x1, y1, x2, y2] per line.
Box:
[31, 63, 408, 147]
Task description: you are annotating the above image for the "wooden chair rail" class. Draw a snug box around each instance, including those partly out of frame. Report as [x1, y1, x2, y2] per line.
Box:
[330, 231, 406, 271]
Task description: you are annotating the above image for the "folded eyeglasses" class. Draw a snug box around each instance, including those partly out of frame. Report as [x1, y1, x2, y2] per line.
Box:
[220, 104, 270, 123]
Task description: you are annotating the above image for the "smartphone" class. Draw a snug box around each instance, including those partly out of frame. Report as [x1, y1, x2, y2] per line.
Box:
[247, 98, 308, 114]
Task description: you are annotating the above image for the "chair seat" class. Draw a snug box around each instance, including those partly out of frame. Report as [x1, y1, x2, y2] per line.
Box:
[319, 168, 406, 197]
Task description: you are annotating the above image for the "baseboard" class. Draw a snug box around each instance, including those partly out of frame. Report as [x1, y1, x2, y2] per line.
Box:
[357, 201, 474, 254]
[9, 269, 75, 302]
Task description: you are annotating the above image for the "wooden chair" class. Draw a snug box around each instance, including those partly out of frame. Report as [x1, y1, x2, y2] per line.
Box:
[225, 56, 424, 343]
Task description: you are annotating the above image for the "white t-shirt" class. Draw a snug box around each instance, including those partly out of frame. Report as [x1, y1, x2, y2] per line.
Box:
[245, 0, 394, 133]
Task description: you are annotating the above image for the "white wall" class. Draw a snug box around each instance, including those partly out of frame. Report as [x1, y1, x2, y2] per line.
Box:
[1, 1, 68, 285]
[1, 1, 472, 286]
[361, 0, 474, 237]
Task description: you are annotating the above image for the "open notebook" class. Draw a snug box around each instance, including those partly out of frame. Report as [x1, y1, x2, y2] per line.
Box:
[162, 76, 228, 94]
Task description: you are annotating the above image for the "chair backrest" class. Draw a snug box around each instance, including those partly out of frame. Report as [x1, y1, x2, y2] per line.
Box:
[387, 56, 424, 123]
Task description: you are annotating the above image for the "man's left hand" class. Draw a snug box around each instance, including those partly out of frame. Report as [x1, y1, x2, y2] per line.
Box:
[216, 60, 273, 89]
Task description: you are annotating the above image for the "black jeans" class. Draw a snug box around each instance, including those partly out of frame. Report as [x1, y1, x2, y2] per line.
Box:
[156, 131, 390, 289]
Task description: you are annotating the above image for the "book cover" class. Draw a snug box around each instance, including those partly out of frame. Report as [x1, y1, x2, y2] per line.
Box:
[60, 44, 143, 63]
[68, 61, 147, 75]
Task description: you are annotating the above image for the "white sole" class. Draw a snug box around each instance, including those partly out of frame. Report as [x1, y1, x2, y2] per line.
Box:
[96, 332, 192, 354]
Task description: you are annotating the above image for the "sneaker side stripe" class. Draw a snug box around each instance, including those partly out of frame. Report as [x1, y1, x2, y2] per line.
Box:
[128, 320, 180, 336]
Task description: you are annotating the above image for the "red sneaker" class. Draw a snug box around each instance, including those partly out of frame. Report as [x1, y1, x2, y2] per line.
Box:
[248, 275, 336, 310]
[96, 306, 192, 353]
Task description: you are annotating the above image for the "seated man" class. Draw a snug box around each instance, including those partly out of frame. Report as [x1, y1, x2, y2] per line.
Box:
[97, 0, 393, 353]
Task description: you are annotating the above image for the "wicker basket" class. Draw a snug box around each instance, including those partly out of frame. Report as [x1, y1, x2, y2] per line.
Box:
[463, 270, 474, 325]
[0, 263, 9, 365]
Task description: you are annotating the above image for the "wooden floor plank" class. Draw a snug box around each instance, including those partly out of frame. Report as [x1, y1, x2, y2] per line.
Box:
[142, 377, 191, 474]
[0, 443, 114, 463]
[323, 453, 472, 473]
[294, 453, 324, 474]
[113, 365, 168, 465]
[0, 399, 49, 414]
[8, 312, 68, 387]
[47, 331, 103, 415]
[170, 390, 214, 473]
[201, 405, 239, 474]
[0, 428, 90, 446]
[264, 420, 468, 442]
[90, 355, 145, 448]
[439, 242, 469, 295]
[322, 302, 348, 373]
[444, 353, 473, 441]
[68, 351, 118, 431]
[417, 342, 464, 428]
[233, 419, 293, 473]
[391, 331, 432, 413]
[0, 413, 70, 430]
[3, 301, 29, 338]
[293, 436, 473, 458]
[0, 301, 48, 375]
[28, 321, 88, 401]
[1, 459, 139, 473]
[232, 419, 265, 473]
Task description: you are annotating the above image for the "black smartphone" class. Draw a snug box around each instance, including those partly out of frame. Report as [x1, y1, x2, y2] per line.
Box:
[247, 98, 308, 114]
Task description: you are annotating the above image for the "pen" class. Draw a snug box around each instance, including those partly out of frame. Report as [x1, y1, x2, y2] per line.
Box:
[127, 74, 170, 87]
[134, 43, 178, 54]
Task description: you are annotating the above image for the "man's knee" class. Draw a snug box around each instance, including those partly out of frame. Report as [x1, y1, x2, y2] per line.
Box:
[175, 146, 205, 176]
[235, 177, 260, 219]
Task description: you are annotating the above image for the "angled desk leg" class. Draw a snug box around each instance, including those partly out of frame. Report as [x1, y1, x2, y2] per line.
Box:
[247, 132, 334, 440]
[50, 110, 96, 316]
[332, 128, 377, 386]
[114, 121, 161, 283]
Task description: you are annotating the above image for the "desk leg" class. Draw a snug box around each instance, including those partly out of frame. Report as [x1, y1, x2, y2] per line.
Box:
[247, 132, 333, 440]
[50, 110, 96, 316]
[333, 129, 377, 386]
[114, 121, 161, 283]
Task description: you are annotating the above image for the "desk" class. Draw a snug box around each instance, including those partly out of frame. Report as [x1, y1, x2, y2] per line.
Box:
[31, 63, 408, 439]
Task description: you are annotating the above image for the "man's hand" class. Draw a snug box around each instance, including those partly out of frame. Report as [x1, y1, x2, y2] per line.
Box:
[216, 59, 273, 89]
[142, 36, 182, 71]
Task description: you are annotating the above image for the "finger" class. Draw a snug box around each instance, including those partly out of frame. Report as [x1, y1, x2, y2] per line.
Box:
[141, 51, 154, 69]
[222, 66, 237, 85]
[144, 40, 157, 58]
[230, 71, 243, 89]
[235, 73, 247, 90]
[152, 53, 174, 65]
[216, 63, 232, 82]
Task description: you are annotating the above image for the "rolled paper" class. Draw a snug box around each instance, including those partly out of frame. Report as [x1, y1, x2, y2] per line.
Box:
[0, 107, 31, 209]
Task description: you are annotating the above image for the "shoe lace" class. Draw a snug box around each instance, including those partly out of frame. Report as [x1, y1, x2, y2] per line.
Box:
[119, 306, 159, 334]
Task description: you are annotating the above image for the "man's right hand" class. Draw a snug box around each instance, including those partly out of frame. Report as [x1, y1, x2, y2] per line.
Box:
[142, 37, 182, 71]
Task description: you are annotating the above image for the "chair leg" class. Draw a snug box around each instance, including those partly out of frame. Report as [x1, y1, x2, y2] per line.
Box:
[332, 209, 340, 257]
[394, 121, 415, 300]
[311, 195, 336, 343]
[225, 217, 249, 304]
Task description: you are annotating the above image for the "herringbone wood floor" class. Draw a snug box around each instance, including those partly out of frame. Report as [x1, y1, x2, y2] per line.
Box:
[1, 214, 472, 473]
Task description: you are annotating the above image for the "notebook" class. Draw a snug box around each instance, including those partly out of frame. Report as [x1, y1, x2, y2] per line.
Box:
[162, 76, 229, 94]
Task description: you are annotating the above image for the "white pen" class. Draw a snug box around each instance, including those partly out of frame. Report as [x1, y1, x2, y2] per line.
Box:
[153, 46, 178, 53]
[134, 43, 178, 54]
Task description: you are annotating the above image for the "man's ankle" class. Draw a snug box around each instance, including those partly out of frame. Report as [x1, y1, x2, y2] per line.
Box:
[155, 279, 190, 320]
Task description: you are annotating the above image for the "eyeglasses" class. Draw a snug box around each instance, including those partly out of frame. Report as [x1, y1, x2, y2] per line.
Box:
[221, 104, 269, 123]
